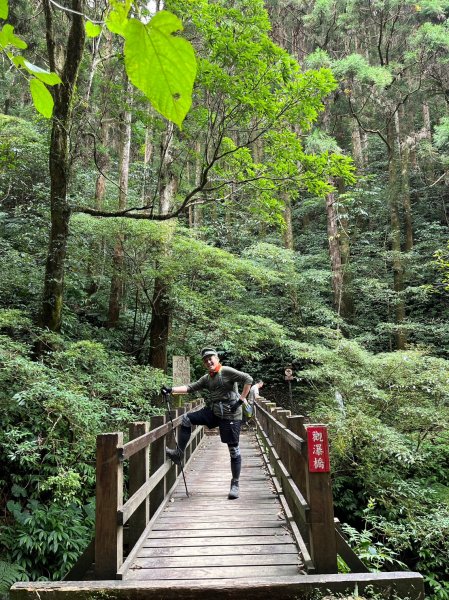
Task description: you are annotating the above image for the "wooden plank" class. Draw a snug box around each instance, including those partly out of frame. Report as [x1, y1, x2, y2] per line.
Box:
[125, 565, 301, 580]
[10, 572, 426, 600]
[146, 527, 289, 539]
[142, 535, 292, 547]
[152, 520, 286, 531]
[131, 554, 300, 568]
[158, 515, 283, 523]
[137, 543, 298, 558]
[162, 505, 280, 513]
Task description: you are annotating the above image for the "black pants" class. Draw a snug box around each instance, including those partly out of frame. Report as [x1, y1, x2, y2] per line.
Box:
[187, 406, 241, 444]
[182, 407, 242, 481]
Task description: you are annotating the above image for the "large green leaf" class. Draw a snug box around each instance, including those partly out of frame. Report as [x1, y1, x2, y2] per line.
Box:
[85, 21, 102, 38]
[21, 59, 61, 86]
[106, 0, 131, 36]
[123, 11, 197, 128]
[0, 24, 27, 49]
[29, 78, 54, 119]
[0, 0, 8, 20]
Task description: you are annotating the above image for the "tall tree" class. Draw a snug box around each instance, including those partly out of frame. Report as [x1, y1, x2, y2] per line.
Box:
[148, 122, 177, 370]
[40, 0, 85, 332]
[107, 79, 133, 327]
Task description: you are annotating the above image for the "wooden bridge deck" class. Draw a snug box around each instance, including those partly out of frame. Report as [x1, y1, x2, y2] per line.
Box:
[123, 430, 304, 582]
[11, 408, 426, 600]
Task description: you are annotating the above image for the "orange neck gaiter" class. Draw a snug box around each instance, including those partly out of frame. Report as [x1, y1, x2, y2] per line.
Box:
[209, 363, 222, 377]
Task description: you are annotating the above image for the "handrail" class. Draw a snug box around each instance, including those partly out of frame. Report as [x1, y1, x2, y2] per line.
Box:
[255, 398, 341, 575]
[255, 400, 304, 453]
[121, 415, 184, 460]
[94, 399, 205, 579]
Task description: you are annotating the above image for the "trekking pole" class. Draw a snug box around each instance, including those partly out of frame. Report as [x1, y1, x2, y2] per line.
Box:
[163, 392, 189, 498]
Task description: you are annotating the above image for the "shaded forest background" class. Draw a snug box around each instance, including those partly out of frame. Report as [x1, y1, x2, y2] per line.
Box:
[1, 0, 449, 597]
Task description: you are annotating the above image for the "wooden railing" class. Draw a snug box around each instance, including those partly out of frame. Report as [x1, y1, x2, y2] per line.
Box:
[254, 398, 368, 575]
[94, 399, 204, 580]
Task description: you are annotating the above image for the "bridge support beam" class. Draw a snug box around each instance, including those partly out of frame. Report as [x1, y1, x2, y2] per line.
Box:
[11, 571, 425, 600]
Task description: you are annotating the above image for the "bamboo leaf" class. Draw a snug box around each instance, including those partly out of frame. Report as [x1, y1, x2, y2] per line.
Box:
[29, 78, 54, 119]
[123, 11, 196, 128]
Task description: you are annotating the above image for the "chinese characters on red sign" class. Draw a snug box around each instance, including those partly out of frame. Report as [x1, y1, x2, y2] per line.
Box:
[306, 425, 330, 473]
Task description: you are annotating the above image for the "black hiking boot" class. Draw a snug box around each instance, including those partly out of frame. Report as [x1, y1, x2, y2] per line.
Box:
[228, 479, 240, 499]
[166, 447, 183, 465]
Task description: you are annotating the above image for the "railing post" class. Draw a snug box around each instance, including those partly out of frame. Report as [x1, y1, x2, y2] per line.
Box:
[305, 422, 337, 574]
[150, 414, 165, 518]
[95, 432, 123, 579]
[128, 422, 149, 550]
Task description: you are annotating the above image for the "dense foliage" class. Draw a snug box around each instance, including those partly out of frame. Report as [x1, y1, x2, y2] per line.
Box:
[0, 0, 448, 598]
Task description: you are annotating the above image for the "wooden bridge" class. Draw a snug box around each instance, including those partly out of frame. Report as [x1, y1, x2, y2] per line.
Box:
[11, 398, 424, 600]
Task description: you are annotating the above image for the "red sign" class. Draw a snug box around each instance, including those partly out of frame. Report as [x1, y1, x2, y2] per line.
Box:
[306, 425, 330, 473]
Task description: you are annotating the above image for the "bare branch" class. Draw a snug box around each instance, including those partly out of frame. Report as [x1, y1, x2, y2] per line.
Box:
[49, 0, 103, 24]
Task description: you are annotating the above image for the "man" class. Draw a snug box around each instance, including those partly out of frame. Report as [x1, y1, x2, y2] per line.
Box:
[161, 348, 253, 500]
[248, 380, 264, 403]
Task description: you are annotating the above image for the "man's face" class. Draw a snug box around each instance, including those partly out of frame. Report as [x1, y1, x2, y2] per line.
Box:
[203, 354, 219, 369]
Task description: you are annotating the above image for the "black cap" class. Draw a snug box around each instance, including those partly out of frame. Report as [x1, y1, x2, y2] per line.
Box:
[201, 347, 218, 359]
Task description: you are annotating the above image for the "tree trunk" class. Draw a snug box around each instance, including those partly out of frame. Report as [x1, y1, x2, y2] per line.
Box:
[336, 178, 353, 320]
[396, 108, 414, 252]
[148, 122, 177, 371]
[192, 140, 203, 228]
[351, 119, 365, 170]
[283, 192, 294, 250]
[326, 189, 345, 316]
[401, 142, 414, 252]
[141, 116, 154, 205]
[387, 118, 407, 349]
[40, 0, 85, 332]
[147, 272, 171, 372]
[107, 81, 133, 327]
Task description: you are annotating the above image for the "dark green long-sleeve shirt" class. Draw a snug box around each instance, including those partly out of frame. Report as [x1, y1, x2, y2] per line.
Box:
[187, 366, 253, 420]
